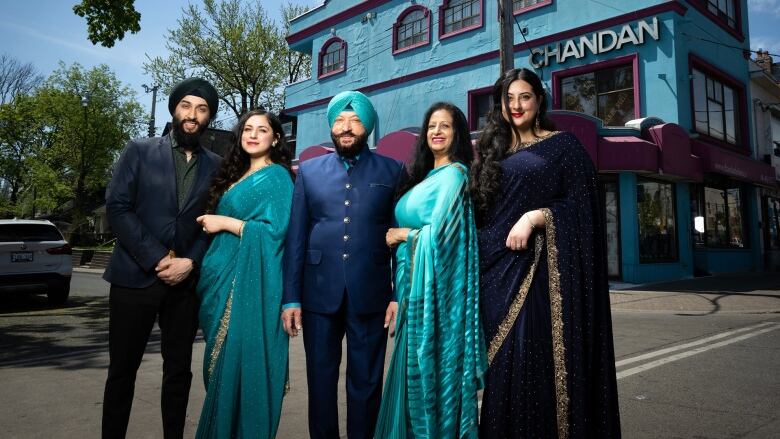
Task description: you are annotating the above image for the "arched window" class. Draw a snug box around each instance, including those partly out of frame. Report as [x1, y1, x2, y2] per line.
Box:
[318, 37, 347, 78]
[439, 0, 483, 39]
[393, 6, 431, 54]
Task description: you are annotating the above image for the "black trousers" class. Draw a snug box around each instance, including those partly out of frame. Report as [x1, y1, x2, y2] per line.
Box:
[101, 278, 200, 439]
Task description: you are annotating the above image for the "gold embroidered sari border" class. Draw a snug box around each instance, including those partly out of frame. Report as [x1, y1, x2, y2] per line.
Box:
[207, 279, 235, 379]
[541, 208, 569, 439]
[486, 232, 544, 365]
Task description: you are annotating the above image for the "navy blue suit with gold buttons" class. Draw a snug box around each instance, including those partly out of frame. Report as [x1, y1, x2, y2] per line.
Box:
[283, 148, 404, 439]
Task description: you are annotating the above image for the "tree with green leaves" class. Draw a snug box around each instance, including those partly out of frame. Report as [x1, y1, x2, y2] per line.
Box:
[144, 0, 310, 119]
[73, 0, 141, 48]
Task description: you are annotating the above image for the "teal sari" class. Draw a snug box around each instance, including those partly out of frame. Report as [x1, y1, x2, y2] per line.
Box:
[374, 163, 486, 439]
[195, 164, 293, 439]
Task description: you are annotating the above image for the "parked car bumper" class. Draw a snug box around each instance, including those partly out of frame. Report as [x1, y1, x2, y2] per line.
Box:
[0, 272, 71, 293]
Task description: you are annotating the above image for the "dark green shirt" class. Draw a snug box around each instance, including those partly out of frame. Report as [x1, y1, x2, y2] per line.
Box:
[170, 134, 199, 208]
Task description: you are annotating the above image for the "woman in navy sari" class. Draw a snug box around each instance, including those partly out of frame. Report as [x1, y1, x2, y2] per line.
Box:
[470, 68, 620, 438]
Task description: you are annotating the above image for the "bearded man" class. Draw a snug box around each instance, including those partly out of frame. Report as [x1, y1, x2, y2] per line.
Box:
[101, 78, 222, 439]
[282, 91, 404, 439]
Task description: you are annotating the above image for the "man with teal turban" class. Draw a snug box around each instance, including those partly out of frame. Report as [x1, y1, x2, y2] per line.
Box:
[282, 90, 404, 439]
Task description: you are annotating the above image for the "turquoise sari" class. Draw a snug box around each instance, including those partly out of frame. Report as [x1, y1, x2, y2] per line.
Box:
[374, 163, 486, 439]
[195, 164, 293, 439]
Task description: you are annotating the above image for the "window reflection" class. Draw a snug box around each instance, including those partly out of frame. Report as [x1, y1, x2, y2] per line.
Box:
[637, 179, 677, 262]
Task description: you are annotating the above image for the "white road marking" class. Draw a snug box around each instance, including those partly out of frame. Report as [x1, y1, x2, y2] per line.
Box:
[615, 321, 777, 367]
[616, 322, 779, 380]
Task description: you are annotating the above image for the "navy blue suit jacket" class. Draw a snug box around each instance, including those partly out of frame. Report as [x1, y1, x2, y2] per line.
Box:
[283, 149, 404, 314]
[103, 135, 221, 288]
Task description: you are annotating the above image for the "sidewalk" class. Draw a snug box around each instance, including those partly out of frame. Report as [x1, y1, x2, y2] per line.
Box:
[609, 271, 780, 314]
[76, 267, 780, 313]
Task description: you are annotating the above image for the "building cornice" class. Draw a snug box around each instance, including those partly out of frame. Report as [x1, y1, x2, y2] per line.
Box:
[284, 1, 688, 114]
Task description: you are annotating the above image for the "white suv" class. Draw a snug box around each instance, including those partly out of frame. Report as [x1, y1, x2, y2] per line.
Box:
[0, 219, 73, 304]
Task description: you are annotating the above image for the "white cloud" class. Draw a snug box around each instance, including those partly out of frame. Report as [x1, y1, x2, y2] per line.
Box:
[749, 0, 780, 16]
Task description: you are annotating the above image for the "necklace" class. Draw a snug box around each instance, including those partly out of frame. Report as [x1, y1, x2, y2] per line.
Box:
[227, 162, 271, 191]
[509, 131, 560, 153]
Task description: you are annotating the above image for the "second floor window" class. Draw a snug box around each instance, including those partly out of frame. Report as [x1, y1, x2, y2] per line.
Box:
[691, 67, 739, 145]
[513, 0, 546, 11]
[396, 8, 429, 51]
[706, 0, 736, 29]
[443, 0, 481, 35]
[561, 64, 635, 126]
[319, 38, 346, 78]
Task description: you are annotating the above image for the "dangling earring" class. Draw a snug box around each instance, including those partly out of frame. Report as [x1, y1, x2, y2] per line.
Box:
[534, 116, 541, 132]
[272, 141, 277, 148]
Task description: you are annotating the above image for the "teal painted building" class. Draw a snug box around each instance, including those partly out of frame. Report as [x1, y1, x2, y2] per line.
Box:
[283, 0, 777, 283]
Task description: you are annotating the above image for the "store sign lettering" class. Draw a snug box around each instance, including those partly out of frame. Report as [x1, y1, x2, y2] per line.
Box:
[530, 17, 660, 68]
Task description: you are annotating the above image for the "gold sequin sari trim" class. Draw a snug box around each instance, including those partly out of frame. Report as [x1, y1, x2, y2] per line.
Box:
[485, 208, 570, 439]
[207, 279, 234, 378]
[542, 208, 569, 439]
[486, 232, 544, 365]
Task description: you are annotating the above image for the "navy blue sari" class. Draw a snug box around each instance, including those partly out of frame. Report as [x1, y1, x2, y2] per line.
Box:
[478, 132, 621, 438]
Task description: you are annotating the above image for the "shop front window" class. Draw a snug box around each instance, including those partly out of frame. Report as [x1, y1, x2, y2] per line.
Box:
[470, 90, 493, 131]
[561, 64, 635, 126]
[691, 183, 746, 248]
[767, 197, 780, 250]
[637, 179, 677, 263]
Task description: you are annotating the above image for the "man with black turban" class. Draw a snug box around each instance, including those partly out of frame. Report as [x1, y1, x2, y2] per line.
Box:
[282, 91, 404, 439]
[101, 78, 222, 439]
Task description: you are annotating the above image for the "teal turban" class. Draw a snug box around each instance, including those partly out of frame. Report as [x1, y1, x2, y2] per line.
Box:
[327, 91, 377, 135]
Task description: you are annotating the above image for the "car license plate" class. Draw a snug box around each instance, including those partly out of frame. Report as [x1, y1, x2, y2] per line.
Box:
[11, 251, 34, 262]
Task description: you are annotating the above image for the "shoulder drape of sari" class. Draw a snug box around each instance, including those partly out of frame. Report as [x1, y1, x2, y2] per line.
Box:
[195, 164, 293, 439]
[375, 163, 486, 439]
[478, 132, 620, 439]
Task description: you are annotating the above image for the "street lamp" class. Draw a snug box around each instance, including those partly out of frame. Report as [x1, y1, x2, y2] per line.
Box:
[142, 84, 160, 137]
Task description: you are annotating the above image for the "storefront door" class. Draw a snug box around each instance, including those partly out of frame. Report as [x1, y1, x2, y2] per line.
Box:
[600, 178, 621, 279]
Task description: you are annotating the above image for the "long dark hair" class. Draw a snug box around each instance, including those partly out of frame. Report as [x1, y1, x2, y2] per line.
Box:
[205, 109, 293, 213]
[470, 68, 555, 223]
[396, 102, 474, 199]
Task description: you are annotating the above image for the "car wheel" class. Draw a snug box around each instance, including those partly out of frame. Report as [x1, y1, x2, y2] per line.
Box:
[47, 284, 70, 305]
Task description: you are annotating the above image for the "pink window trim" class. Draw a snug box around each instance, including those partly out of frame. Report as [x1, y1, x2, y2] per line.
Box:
[687, 0, 744, 42]
[551, 54, 641, 122]
[317, 37, 347, 79]
[687, 52, 749, 154]
[513, 0, 553, 16]
[439, 0, 484, 41]
[392, 5, 432, 55]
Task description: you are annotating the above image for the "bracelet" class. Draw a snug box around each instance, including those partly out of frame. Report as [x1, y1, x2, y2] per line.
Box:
[238, 221, 246, 237]
[522, 213, 536, 229]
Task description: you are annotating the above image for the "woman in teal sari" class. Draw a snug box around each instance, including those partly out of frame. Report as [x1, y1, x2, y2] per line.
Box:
[375, 102, 486, 439]
[194, 109, 294, 438]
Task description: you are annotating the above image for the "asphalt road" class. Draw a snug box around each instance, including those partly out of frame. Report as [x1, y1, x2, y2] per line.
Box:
[0, 271, 778, 438]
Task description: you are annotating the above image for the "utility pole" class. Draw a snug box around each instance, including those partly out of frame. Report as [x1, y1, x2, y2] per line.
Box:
[498, 0, 515, 74]
[142, 84, 160, 137]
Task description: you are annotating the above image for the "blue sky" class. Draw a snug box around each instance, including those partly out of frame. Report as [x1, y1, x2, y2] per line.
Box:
[0, 0, 321, 133]
[0, 0, 778, 135]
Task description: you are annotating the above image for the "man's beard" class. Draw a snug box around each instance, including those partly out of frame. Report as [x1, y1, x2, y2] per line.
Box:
[331, 131, 368, 159]
[172, 115, 207, 149]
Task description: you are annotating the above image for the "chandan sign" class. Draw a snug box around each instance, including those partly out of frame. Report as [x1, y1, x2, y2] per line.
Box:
[529, 17, 661, 68]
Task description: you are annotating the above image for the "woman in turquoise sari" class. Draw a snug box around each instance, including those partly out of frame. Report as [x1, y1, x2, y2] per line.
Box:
[375, 102, 486, 439]
[194, 109, 294, 438]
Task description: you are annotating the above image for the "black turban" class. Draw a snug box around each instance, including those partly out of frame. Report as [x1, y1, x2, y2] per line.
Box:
[168, 77, 219, 117]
